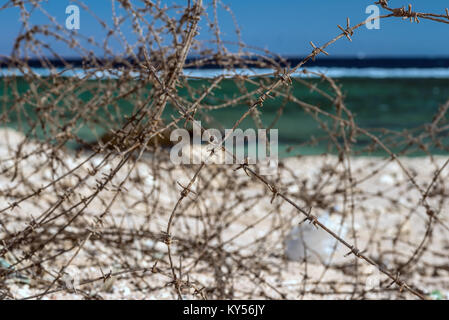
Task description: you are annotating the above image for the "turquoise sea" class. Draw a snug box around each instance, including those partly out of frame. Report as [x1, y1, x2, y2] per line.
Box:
[1, 74, 448, 157]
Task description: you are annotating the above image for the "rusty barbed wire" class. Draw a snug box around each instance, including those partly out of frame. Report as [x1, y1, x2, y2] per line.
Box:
[0, 0, 448, 300]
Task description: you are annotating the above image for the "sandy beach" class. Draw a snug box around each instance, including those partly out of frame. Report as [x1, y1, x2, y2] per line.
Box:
[1, 128, 448, 300]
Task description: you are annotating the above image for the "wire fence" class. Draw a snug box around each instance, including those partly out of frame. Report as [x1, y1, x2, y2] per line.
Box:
[0, 0, 449, 299]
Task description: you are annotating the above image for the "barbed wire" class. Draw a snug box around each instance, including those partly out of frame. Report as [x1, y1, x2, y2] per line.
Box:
[0, 0, 448, 300]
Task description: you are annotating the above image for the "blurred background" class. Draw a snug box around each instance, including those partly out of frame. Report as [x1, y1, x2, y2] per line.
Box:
[1, 0, 448, 156]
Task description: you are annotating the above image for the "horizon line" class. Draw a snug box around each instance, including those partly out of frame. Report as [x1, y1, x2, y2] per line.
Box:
[2, 56, 449, 69]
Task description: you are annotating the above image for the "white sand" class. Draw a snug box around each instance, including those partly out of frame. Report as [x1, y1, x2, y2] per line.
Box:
[1, 128, 448, 300]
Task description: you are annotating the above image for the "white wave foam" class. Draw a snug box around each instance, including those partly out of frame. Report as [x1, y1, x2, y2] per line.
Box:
[183, 67, 449, 79]
[1, 66, 449, 79]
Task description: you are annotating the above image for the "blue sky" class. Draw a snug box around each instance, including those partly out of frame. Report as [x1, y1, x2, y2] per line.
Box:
[0, 0, 448, 57]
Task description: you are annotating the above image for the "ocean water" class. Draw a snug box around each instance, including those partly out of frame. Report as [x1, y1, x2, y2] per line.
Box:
[186, 76, 449, 156]
[1, 67, 448, 157]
